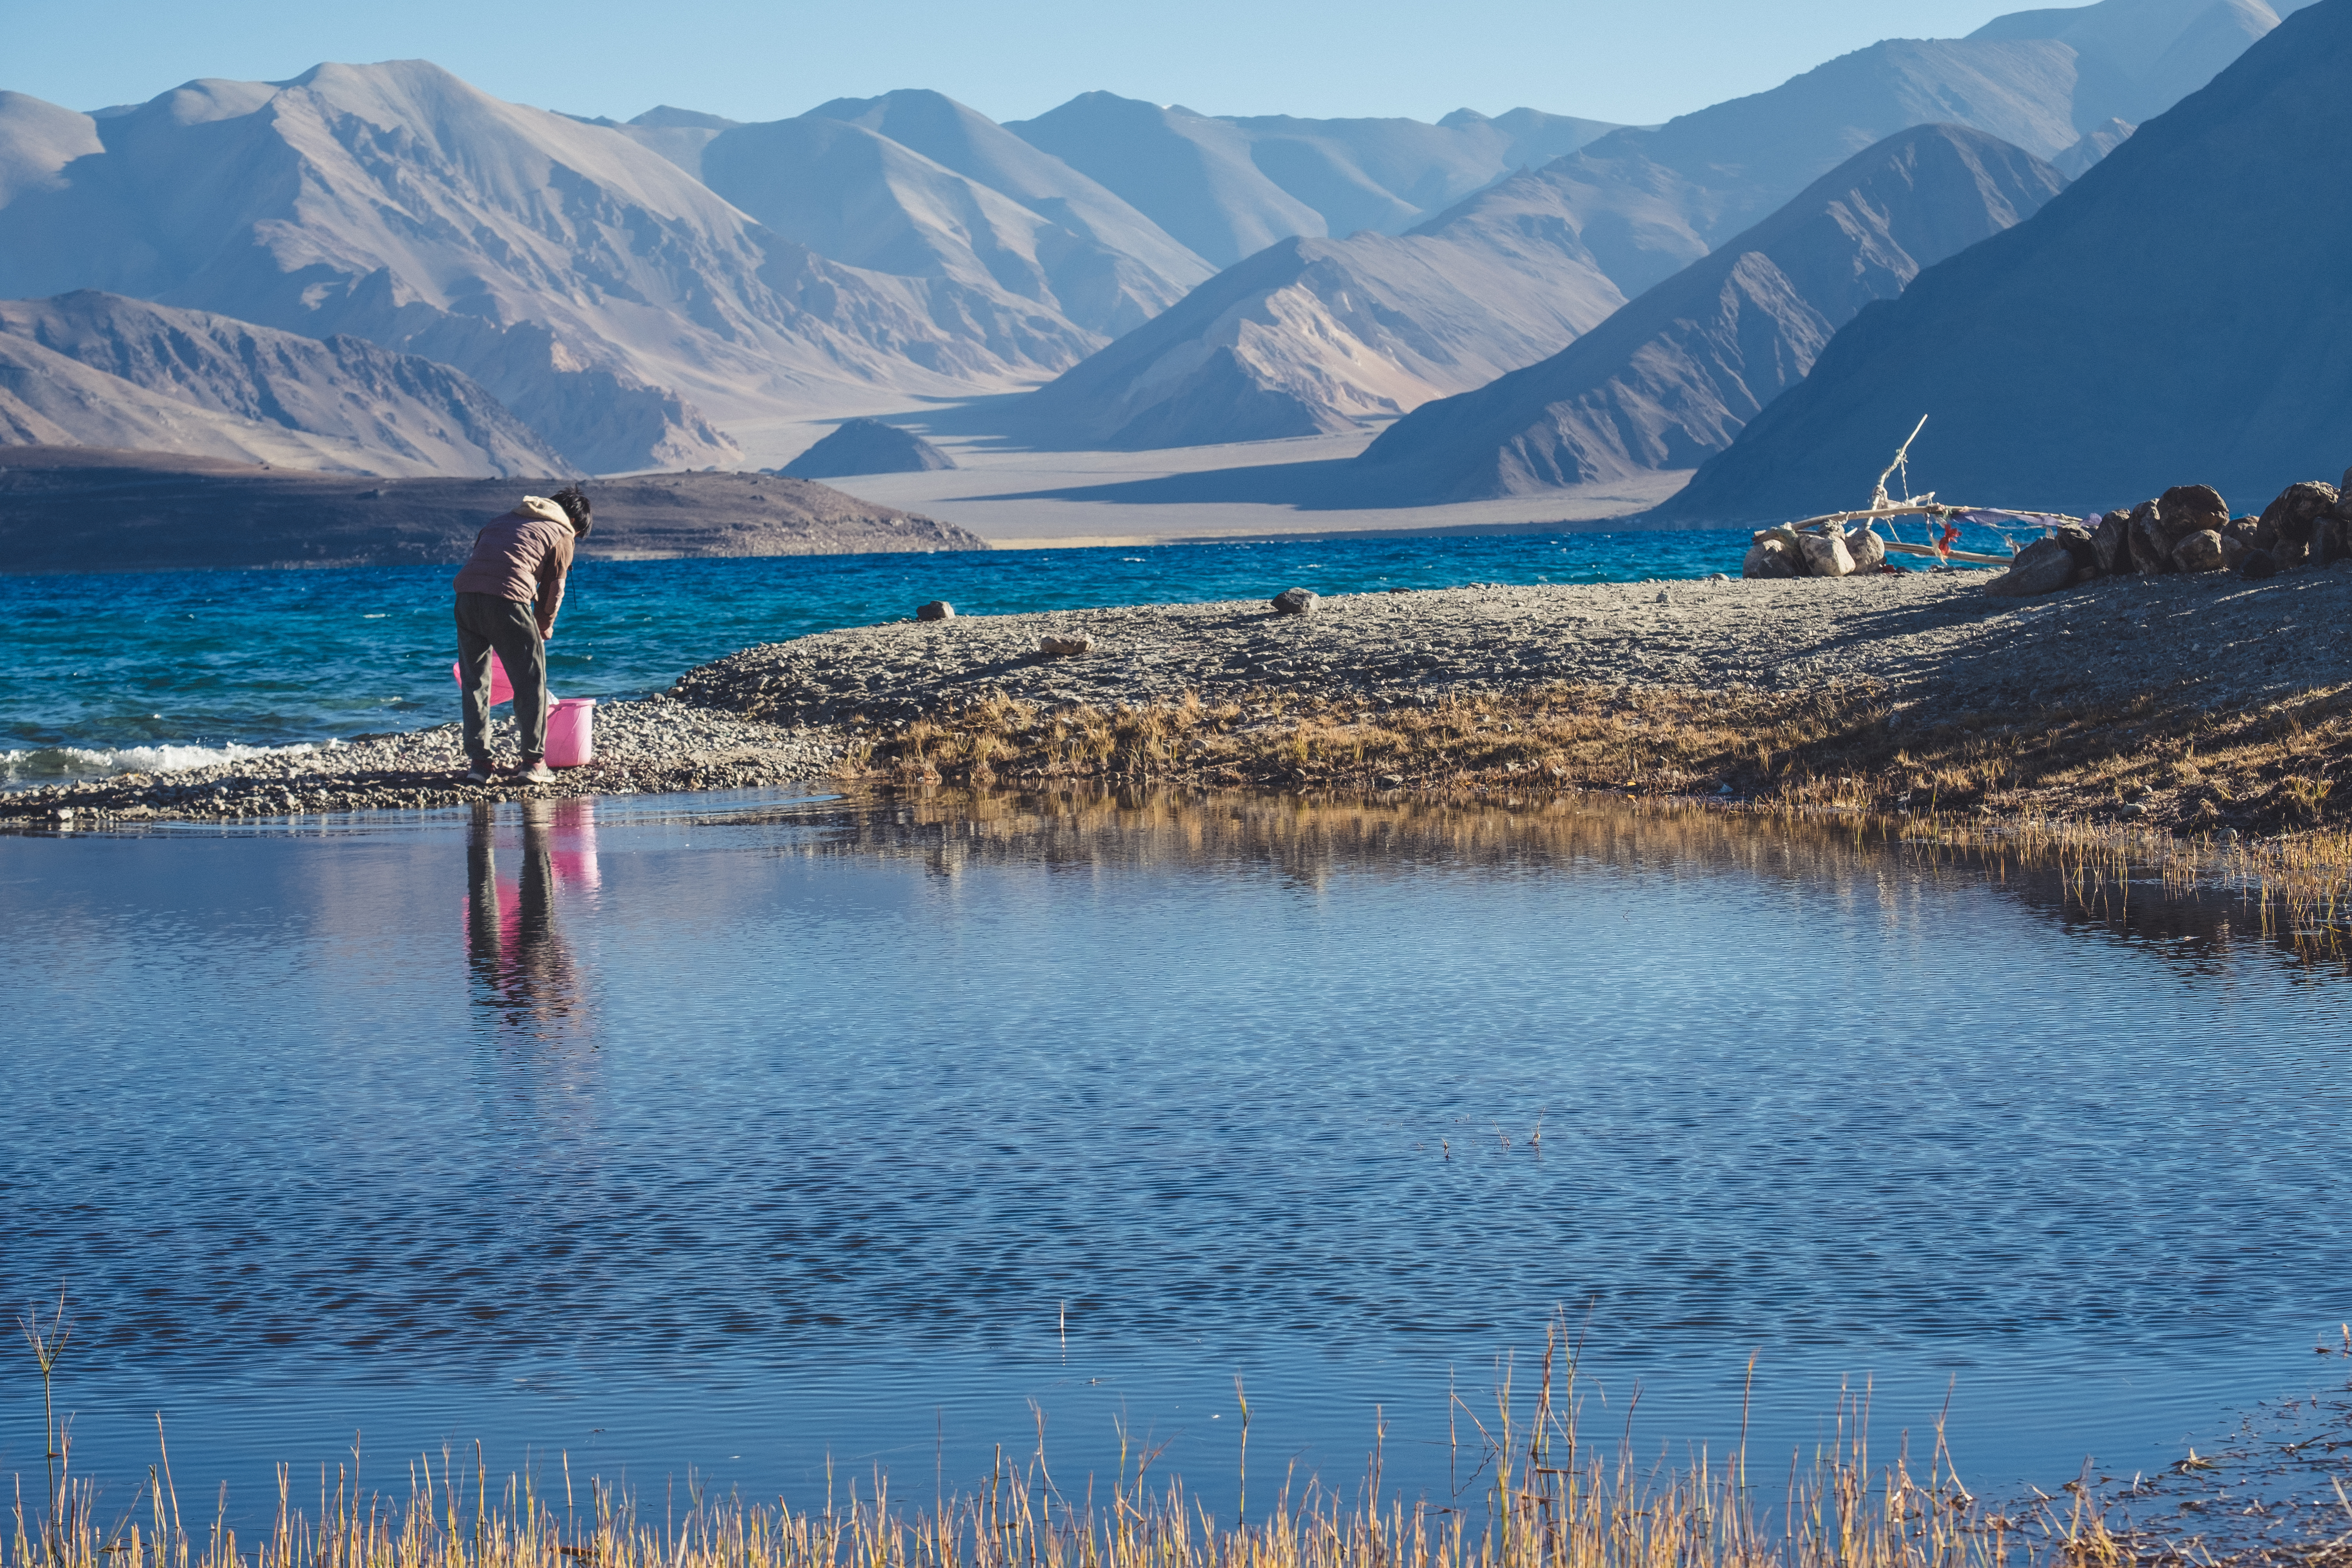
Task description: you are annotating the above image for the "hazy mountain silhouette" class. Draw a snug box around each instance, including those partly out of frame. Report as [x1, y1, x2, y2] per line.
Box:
[1003, 95, 1332, 268]
[1001, 94, 1620, 267]
[1655, 0, 2352, 522]
[0, 290, 563, 474]
[1350, 126, 2065, 501]
[1969, 0, 2317, 123]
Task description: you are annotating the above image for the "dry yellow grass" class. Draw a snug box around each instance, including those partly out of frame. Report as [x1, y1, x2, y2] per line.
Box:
[14, 1341, 2149, 1568]
[807, 780, 2352, 964]
[836, 682, 2352, 846]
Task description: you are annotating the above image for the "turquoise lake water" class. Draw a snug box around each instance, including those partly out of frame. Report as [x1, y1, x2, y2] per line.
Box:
[0, 526, 2015, 780]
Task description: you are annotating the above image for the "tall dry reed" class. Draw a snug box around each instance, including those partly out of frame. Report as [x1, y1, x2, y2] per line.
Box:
[10, 1328, 2130, 1568]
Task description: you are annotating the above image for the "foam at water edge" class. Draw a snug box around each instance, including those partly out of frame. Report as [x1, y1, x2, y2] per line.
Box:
[0, 739, 330, 786]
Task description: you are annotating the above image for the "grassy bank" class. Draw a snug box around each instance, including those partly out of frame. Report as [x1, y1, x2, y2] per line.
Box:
[6, 1368, 2102, 1568]
[839, 681, 2352, 841]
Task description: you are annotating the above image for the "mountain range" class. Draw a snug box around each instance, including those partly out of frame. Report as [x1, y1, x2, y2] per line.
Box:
[1348, 125, 2067, 501]
[1011, 0, 2308, 457]
[0, 65, 1070, 472]
[998, 96, 1619, 266]
[1655, 0, 2352, 521]
[0, 0, 2321, 489]
[1003, 179, 1631, 450]
[0, 290, 561, 475]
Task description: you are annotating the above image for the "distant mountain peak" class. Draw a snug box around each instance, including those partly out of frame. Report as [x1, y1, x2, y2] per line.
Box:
[630, 105, 740, 130]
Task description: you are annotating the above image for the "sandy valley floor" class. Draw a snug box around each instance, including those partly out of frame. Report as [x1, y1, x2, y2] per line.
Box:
[721, 412, 1693, 546]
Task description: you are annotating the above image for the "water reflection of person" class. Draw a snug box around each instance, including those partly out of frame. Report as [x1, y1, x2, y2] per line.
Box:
[466, 798, 596, 1039]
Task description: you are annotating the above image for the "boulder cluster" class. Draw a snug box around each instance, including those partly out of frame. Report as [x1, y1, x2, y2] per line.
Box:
[1742, 522, 1890, 579]
[1985, 476, 2352, 597]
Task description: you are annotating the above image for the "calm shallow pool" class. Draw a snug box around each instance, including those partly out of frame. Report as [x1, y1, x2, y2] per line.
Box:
[3, 792, 2347, 1523]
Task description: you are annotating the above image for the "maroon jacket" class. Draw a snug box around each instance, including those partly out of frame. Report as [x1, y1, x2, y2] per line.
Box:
[453, 497, 575, 634]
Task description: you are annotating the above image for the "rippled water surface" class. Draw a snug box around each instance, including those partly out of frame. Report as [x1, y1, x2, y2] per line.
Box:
[4, 793, 2348, 1520]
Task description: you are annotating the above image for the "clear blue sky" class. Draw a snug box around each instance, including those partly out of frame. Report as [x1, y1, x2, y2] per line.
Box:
[13, 0, 2042, 127]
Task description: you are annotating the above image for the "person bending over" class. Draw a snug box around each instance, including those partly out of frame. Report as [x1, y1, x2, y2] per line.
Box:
[453, 485, 590, 784]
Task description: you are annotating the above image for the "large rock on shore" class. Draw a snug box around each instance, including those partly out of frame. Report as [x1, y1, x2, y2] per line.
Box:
[2162, 484, 2230, 537]
[2127, 486, 2230, 573]
[2091, 510, 2132, 573]
[1798, 531, 1856, 577]
[1742, 537, 1800, 578]
[1984, 535, 2078, 596]
[2172, 528, 2227, 572]
[1984, 473, 2352, 597]
[2258, 481, 2336, 545]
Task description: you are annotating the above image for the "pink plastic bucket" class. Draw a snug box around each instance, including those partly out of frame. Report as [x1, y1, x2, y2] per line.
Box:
[452, 652, 516, 706]
[545, 698, 596, 768]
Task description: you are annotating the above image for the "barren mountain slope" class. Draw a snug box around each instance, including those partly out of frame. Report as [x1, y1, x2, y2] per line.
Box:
[1002, 0, 2288, 462]
[691, 118, 1100, 370]
[0, 62, 1088, 471]
[1354, 126, 2066, 500]
[1013, 173, 1628, 449]
[1489, 38, 2081, 299]
[0, 290, 564, 476]
[0, 336, 506, 474]
[800, 90, 1214, 334]
[0, 91, 102, 208]
[617, 90, 1213, 347]
[1656, 0, 2352, 521]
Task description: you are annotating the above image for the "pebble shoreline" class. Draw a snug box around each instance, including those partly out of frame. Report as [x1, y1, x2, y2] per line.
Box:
[679, 567, 2352, 722]
[0, 695, 837, 826]
[8, 564, 2349, 828]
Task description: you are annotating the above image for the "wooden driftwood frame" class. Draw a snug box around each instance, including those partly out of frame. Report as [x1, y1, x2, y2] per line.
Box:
[1752, 417, 2082, 568]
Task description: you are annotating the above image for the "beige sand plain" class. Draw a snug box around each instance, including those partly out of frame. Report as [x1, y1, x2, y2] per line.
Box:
[724, 412, 1690, 546]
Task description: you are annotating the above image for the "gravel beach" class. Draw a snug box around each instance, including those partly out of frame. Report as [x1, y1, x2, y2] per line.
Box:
[676, 566, 2352, 723]
[9, 563, 2350, 829]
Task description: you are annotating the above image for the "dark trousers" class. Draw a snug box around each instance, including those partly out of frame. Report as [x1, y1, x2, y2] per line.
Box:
[455, 592, 549, 764]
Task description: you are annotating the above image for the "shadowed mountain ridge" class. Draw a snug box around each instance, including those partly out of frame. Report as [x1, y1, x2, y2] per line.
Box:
[1351, 125, 2067, 501]
[1655, 0, 2352, 523]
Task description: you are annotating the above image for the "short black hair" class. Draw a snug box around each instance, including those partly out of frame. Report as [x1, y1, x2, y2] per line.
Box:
[550, 484, 592, 537]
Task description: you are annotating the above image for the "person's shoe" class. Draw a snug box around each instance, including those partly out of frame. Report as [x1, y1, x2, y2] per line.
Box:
[464, 761, 495, 785]
[515, 760, 556, 785]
